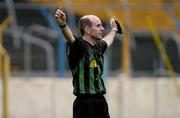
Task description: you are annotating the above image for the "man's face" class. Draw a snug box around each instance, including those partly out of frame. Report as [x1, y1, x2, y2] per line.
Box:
[89, 17, 104, 40]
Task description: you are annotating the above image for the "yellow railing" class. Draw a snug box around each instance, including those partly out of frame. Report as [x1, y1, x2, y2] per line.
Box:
[146, 16, 180, 97]
[0, 17, 11, 118]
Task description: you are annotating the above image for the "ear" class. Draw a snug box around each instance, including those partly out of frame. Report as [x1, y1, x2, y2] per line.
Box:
[84, 26, 91, 34]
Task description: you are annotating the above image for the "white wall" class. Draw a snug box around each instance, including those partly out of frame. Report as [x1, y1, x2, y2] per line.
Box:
[0, 75, 180, 118]
[107, 76, 180, 118]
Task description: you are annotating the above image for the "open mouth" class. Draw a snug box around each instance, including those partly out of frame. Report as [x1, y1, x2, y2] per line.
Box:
[99, 33, 103, 36]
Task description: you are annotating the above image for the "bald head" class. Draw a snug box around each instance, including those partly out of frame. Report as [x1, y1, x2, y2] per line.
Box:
[79, 15, 101, 35]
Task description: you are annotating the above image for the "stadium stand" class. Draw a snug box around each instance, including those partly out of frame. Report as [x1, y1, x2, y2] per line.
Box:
[1, 0, 180, 76]
[0, 4, 53, 74]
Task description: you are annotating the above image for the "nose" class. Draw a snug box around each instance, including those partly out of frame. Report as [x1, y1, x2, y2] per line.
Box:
[101, 26, 104, 31]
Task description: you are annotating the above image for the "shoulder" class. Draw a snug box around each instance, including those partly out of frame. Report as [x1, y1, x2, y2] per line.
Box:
[96, 40, 108, 48]
[69, 36, 82, 46]
[94, 40, 108, 54]
[68, 37, 86, 51]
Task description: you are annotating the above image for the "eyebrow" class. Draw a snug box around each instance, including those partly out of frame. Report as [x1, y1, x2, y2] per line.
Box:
[96, 23, 102, 27]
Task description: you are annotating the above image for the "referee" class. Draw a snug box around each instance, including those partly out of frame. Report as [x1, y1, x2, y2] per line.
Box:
[54, 7, 122, 118]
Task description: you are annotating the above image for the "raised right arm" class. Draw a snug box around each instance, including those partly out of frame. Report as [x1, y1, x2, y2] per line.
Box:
[54, 7, 75, 44]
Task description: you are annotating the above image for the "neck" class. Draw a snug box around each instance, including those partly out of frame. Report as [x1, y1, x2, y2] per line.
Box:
[82, 35, 96, 46]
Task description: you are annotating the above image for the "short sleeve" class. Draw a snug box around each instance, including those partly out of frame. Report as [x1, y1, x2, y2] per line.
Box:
[95, 40, 108, 54]
[67, 37, 83, 69]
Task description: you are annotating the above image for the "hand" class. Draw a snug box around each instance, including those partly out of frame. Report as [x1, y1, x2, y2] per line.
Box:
[54, 7, 67, 26]
[110, 17, 122, 34]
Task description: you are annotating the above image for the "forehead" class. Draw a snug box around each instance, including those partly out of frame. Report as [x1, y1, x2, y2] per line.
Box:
[89, 16, 102, 25]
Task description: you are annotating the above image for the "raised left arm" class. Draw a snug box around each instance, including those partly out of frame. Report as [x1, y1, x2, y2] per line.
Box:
[102, 17, 122, 47]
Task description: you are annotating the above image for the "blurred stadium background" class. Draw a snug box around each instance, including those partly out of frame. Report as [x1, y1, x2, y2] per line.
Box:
[0, 0, 180, 118]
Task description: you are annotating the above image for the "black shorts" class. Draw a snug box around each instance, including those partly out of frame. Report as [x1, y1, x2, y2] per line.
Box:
[73, 95, 110, 118]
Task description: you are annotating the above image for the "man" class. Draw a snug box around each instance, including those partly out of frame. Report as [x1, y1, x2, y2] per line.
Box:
[54, 7, 122, 118]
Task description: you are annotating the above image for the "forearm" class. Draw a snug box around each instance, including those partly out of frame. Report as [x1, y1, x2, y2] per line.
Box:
[102, 29, 116, 47]
[61, 25, 75, 44]
[103, 16, 123, 47]
[54, 7, 75, 44]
